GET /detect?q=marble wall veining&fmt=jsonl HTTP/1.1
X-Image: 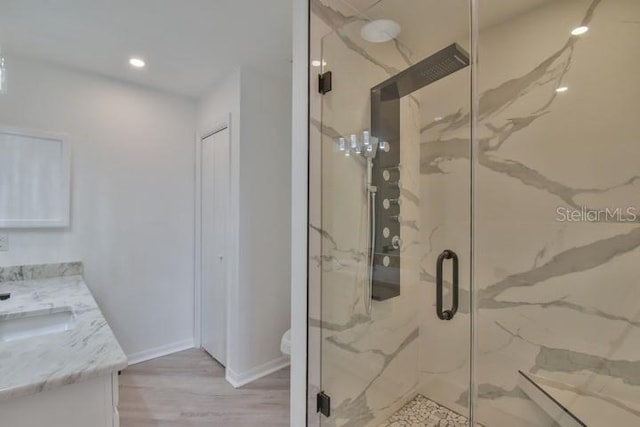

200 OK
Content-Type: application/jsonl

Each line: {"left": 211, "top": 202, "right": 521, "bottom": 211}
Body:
{"left": 310, "top": 0, "right": 640, "bottom": 426}
{"left": 0, "top": 262, "right": 83, "bottom": 283}
{"left": 470, "top": 0, "right": 640, "bottom": 425}
{"left": 414, "top": 0, "right": 640, "bottom": 424}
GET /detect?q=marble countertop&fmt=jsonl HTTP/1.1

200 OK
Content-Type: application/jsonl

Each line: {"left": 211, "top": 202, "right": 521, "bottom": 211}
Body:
{"left": 0, "top": 264, "right": 127, "bottom": 401}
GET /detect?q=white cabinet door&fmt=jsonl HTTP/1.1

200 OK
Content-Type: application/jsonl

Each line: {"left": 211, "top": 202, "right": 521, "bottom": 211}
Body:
{"left": 0, "top": 375, "right": 116, "bottom": 427}
{"left": 201, "top": 128, "right": 229, "bottom": 366}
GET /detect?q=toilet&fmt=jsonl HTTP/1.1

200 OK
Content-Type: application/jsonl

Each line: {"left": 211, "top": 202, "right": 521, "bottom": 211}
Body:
{"left": 280, "top": 329, "right": 291, "bottom": 356}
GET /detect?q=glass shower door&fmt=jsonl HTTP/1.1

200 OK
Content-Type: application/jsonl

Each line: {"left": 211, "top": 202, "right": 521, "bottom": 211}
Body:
{"left": 317, "top": 1, "right": 473, "bottom": 425}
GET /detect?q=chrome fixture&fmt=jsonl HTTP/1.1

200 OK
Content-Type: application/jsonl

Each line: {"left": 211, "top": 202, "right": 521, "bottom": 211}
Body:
{"left": 391, "top": 236, "right": 401, "bottom": 250}
{"left": 0, "top": 52, "right": 7, "bottom": 94}
{"left": 383, "top": 198, "right": 400, "bottom": 210}
{"left": 335, "top": 130, "right": 388, "bottom": 314}
{"left": 336, "top": 130, "right": 386, "bottom": 160}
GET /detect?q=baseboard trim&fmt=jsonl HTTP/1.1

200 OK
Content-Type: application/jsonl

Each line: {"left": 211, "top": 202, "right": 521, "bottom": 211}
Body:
{"left": 127, "top": 338, "right": 195, "bottom": 366}
{"left": 226, "top": 355, "right": 290, "bottom": 388}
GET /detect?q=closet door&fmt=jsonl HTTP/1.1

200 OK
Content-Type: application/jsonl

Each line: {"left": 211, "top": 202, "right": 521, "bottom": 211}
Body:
{"left": 201, "top": 128, "right": 229, "bottom": 366}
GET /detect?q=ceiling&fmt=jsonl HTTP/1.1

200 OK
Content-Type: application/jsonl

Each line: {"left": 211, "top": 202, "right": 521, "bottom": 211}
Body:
{"left": 337, "top": 0, "right": 554, "bottom": 24}
{"left": 360, "top": 0, "right": 555, "bottom": 53}
{"left": 0, "top": 0, "right": 293, "bottom": 98}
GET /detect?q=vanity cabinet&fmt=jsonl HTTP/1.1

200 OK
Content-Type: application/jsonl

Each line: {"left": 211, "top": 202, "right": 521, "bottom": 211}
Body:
{"left": 0, "top": 372, "right": 120, "bottom": 427}
{"left": 0, "top": 267, "right": 127, "bottom": 427}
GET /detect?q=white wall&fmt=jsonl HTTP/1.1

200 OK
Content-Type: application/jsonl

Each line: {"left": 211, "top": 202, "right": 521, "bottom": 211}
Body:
{"left": 197, "top": 67, "right": 292, "bottom": 385}
{"left": 197, "top": 70, "right": 241, "bottom": 134}
{"left": 0, "top": 55, "right": 197, "bottom": 360}
{"left": 238, "top": 67, "right": 292, "bottom": 376}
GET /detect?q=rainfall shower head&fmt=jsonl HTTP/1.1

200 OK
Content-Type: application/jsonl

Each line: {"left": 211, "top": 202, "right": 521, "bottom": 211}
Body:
{"left": 373, "top": 43, "right": 470, "bottom": 101}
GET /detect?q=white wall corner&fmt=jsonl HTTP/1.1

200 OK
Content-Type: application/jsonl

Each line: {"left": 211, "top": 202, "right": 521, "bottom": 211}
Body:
{"left": 126, "top": 338, "right": 195, "bottom": 366}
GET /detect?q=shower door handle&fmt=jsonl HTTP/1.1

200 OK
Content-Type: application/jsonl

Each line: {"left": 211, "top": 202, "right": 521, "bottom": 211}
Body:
{"left": 436, "top": 249, "right": 459, "bottom": 321}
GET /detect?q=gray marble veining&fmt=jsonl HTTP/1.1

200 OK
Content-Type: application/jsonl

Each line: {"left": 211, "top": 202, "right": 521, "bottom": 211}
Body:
{"left": 0, "top": 262, "right": 83, "bottom": 283}
{"left": 0, "top": 269, "right": 127, "bottom": 401}
{"left": 419, "top": 0, "right": 639, "bottom": 220}
{"left": 480, "top": 227, "right": 640, "bottom": 308}
{"left": 329, "top": 328, "right": 420, "bottom": 426}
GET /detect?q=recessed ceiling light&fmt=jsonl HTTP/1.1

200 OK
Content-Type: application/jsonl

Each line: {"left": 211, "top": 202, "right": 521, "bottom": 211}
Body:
{"left": 361, "top": 19, "right": 401, "bottom": 43}
{"left": 311, "top": 60, "right": 327, "bottom": 67}
{"left": 571, "top": 26, "right": 589, "bottom": 36}
{"left": 129, "top": 57, "right": 146, "bottom": 68}
{"left": 556, "top": 86, "right": 569, "bottom": 93}
{"left": 434, "top": 116, "right": 443, "bottom": 122}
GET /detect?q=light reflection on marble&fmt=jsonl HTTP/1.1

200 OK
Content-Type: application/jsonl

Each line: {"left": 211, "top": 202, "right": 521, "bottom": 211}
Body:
{"left": 0, "top": 264, "right": 127, "bottom": 401}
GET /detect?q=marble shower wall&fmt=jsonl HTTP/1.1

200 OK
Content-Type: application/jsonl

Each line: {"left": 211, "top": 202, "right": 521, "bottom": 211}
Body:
{"left": 475, "top": 1, "right": 640, "bottom": 425}
{"left": 418, "top": 0, "right": 640, "bottom": 425}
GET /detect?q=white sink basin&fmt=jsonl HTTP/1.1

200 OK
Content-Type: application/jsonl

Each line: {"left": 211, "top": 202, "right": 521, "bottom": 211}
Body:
{"left": 0, "top": 308, "right": 76, "bottom": 342}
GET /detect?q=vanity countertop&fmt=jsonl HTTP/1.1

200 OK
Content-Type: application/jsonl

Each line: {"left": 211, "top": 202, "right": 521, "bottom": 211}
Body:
{"left": 0, "top": 264, "right": 127, "bottom": 401}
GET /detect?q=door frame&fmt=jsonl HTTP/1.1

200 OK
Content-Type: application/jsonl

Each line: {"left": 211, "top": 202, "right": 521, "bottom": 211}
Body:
{"left": 194, "top": 116, "right": 234, "bottom": 369}
{"left": 291, "top": 0, "right": 309, "bottom": 424}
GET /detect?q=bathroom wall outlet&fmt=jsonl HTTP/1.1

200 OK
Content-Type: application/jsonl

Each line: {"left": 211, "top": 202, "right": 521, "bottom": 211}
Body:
{"left": 0, "top": 233, "right": 8, "bottom": 251}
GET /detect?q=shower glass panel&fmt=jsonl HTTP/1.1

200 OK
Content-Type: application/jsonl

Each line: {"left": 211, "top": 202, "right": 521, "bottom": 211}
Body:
{"left": 474, "top": 0, "right": 640, "bottom": 426}
{"left": 316, "top": 0, "right": 640, "bottom": 425}
{"left": 318, "top": 0, "right": 473, "bottom": 425}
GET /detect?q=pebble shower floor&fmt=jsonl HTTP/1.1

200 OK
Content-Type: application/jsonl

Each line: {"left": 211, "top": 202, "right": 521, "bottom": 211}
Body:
{"left": 381, "top": 395, "right": 473, "bottom": 427}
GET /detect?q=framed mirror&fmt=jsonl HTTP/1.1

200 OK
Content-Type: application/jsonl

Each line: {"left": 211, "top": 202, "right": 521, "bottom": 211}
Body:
{"left": 0, "top": 127, "right": 71, "bottom": 228}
